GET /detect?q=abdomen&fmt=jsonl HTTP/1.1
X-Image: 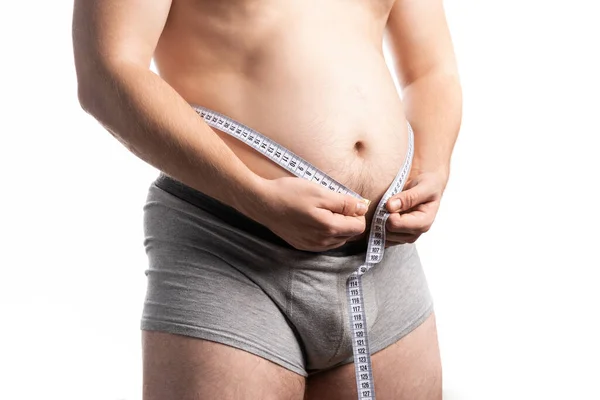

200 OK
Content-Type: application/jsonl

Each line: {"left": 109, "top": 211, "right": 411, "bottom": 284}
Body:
{"left": 154, "top": 0, "right": 409, "bottom": 202}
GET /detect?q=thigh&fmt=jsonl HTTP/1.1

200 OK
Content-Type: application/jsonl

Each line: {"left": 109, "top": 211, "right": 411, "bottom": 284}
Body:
{"left": 143, "top": 331, "right": 305, "bottom": 400}
{"left": 304, "top": 313, "right": 442, "bottom": 400}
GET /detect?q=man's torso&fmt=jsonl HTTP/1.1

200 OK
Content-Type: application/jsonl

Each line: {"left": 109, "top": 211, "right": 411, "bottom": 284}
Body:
{"left": 154, "top": 0, "right": 409, "bottom": 213}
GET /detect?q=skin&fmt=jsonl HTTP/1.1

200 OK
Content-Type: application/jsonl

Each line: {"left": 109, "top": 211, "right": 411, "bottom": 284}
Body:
{"left": 73, "top": 0, "right": 461, "bottom": 398}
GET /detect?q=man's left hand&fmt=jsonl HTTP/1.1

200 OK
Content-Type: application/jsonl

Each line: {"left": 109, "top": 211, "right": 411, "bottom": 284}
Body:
{"left": 384, "top": 170, "right": 447, "bottom": 246}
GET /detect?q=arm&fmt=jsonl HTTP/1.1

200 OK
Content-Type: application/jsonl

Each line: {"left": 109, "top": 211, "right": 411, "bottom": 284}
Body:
{"left": 385, "top": 0, "right": 462, "bottom": 183}
{"left": 384, "top": 0, "right": 462, "bottom": 244}
{"left": 72, "top": 0, "right": 263, "bottom": 216}
{"left": 72, "top": 0, "right": 369, "bottom": 251}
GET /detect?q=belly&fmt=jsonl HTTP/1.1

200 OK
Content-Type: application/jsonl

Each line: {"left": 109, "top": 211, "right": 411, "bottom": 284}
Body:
{"left": 154, "top": 1, "right": 409, "bottom": 204}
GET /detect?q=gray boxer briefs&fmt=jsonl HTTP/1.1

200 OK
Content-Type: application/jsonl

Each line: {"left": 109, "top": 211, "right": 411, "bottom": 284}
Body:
{"left": 141, "top": 173, "right": 433, "bottom": 377}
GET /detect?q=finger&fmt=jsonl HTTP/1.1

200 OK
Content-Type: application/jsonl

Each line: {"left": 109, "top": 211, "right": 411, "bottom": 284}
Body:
{"left": 386, "top": 181, "right": 436, "bottom": 213}
{"left": 327, "top": 213, "right": 367, "bottom": 237}
{"left": 385, "top": 232, "right": 420, "bottom": 245}
{"left": 386, "top": 210, "right": 433, "bottom": 234}
{"left": 313, "top": 238, "right": 349, "bottom": 252}
{"left": 320, "top": 191, "right": 370, "bottom": 217}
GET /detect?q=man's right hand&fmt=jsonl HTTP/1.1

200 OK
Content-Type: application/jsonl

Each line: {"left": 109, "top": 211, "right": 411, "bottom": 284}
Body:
{"left": 246, "top": 176, "right": 368, "bottom": 252}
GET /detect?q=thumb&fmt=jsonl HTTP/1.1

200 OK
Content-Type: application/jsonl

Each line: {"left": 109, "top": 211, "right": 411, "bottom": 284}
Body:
{"left": 386, "top": 182, "right": 432, "bottom": 213}
{"left": 325, "top": 193, "right": 370, "bottom": 216}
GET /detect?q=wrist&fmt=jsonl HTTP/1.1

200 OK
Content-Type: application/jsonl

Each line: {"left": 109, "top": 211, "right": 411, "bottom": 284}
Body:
{"left": 411, "top": 161, "right": 450, "bottom": 181}
{"left": 230, "top": 174, "right": 272, "bottom": 222}
{"left": 410, "top": 162, "right": 451, "bottom": 194}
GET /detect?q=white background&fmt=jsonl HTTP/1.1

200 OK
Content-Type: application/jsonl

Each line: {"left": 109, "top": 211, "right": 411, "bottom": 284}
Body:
{"left": 1, "top": 1, "right": 599, "bottom": 399}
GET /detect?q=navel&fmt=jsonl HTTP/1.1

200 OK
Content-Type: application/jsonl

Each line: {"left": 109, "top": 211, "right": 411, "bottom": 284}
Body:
{"left": 354, "top": 140, "right": 366, "bottom": 155}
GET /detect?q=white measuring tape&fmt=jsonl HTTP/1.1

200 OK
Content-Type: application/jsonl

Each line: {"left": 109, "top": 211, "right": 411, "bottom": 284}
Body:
{"left": 193, "top": 105, "right": 413, "bottom": 400}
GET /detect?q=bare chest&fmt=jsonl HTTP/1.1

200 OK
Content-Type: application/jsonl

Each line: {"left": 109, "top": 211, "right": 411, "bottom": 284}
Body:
{"left": 169, "top": 0, "right": 396, "bottom": 25}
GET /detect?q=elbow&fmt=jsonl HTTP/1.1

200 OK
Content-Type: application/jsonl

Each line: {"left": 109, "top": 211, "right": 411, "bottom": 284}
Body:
{"left": 75, "top": 58, "right": 138, "bottom": 116}
{"left": 74, "top": 57, "right": 96, "bottom": 113}
{"left": 77, "top": 81, "right": 93, "bottom": 114}
{"left": 74, "top": 55, "right": 116, "bottom": 116}
{"left": 75, "top": 66, "right": 97, "bottom": 116}
{"left": 76, "top": 68, "right": 106, "bottom": 117}
{"left": 401, "top": 66, "right": 460, "bottom": 91}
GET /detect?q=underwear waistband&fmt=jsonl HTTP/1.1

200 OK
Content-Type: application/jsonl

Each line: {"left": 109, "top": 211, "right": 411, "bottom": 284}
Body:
{"left": 153, "top": 173, "right": 368, "bottom": 257}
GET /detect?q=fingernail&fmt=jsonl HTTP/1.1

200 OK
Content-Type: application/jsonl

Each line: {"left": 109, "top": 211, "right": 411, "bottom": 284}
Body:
{"left": 362, "top": 198, "right": 371, "bottom": 206}
{"left": 357, "top": 202, "right": 368, "bottom": 214}
{"left": 389, "top": 199, "right": 401, "bottom": 210}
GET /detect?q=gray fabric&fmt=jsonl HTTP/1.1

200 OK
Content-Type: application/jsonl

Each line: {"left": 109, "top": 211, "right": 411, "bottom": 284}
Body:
{"left": 141, "top": 183, "right": 433, "bottom": 376}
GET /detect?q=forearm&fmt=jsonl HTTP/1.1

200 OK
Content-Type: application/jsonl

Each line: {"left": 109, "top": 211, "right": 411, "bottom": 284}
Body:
{"left": 402, "top": 70, "right": 462, "bottom": 183}
{"left": 77, "top": 62, "right": 264, "bottom": 216}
